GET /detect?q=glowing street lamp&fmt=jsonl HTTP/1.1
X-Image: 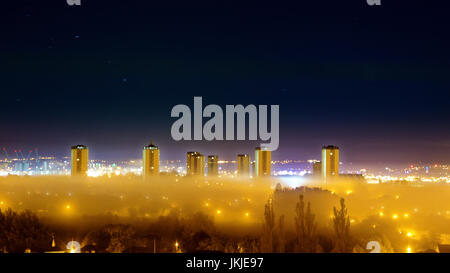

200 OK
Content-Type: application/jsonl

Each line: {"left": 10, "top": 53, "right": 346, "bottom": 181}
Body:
{"left": 406, "top": 246, "right": 412, "bottom": 253}
{"left": 66, "top": 241, "right": 81, "bottom": 253}
{"left": 174, "top": 241, "right": 181, "bottom": 253}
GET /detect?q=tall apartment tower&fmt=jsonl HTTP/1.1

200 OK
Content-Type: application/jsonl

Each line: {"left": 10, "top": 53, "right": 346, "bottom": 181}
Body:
{"left": 254, "top": 147, "right": 271, "bottom": 177}
{"left": 71, "top": 145, "right": 88, "bottom": 176}
{"left": 237, "top": 154, "right": 250, "bottom": 177}
{"left": 143, "top": 141, "right": 160, "bottom": 177}
{"left": 322, "top": 145, "right": 339, "bottom": 181}
{"left": 207, "top": 155, "right": 219, "bottom": 176}
{"left": 187, "top": 152, "right": 205, "bottom": 176}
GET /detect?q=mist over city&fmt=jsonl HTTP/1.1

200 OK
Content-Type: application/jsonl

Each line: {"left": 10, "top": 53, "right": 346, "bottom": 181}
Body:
{"left": 0, "top": 142, "right": 449, "bottom": 253}
{"left": 1, "top": 0, "right": 449, "bottom": 261}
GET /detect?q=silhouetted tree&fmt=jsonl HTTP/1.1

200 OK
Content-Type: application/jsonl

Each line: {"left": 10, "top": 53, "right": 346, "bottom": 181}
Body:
{"left": 184, "top": 230, "right": 220, "bottom": 252}
{"left": 178, "top": 212, "right": 219, "bottom": 252}
{"left": 277, "top": 215, "right": 286, "bottom": 252}
{"left": 241, "top": 236, "right": 260, "bottom": 253}
{"left": 82, "top": 229, "right": 110, "bottom": 251}
{"left": 103, "top": 224, "right": 136, "bottom": 253}
{"left": 0, "top": 209, "right": 50, "bottom": 253}
{"left": 261, "top": 198, "right": 275, "bottom": 252}
{"left": 318, "top": 234, "right": 334, "bottom": 253}
{"left": 294, "top": 195, "right": 318, "bottom": 252}
{"left": 332, "top": 198, "right": 352, "bottom": 252}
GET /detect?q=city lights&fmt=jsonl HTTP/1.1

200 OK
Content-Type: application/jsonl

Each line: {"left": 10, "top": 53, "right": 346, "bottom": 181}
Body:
{"left": 0, "top": 114, "right": 448, "bottom": 256}
{"left": 2, "top": 0, "right": 450, "bottom": 260}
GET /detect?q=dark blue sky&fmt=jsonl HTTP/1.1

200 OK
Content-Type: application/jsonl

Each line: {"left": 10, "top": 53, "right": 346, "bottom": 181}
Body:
{"left": 1, "top": 0, "right": 449, "bottom": 163}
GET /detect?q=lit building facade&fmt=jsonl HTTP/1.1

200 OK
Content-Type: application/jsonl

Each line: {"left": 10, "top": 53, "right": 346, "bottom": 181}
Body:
{"left": 71, "top": 145, "right": 88, "bottom": 176}
{"left": 187, "top": 152, "right": 205, "bottom": 176}
{"left": 322, "top": 145, "right": 339, "bottom": 180}
{"left": 207, "top": 155, "right": 219, "bottom": 176}
{"left": 143, "top": 142, "right": 160, "bottom": 177}
{"left": 313, "top": 161, "right": 322, "bottom": 176}
{"left": 237, "top": 154, "right": 250, "bottom": 177}
{"left": 254, "top": 147, "right": 271, "bottom": 177}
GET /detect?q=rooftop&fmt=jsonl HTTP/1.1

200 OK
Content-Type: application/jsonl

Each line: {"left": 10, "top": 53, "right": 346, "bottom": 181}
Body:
{"left": 322, "top": 145, "right": 339, "bottom": 150}
{"left": 71, "top": 145, "right": 88, "bottom": 150}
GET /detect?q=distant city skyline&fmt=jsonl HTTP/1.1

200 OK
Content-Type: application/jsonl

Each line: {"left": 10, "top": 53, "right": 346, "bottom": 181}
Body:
{"left": 1, "top": 142, "right": 449, "bottom": 165}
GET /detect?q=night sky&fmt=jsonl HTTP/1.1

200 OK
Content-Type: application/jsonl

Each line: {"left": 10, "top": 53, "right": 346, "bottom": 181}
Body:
{"left": 1, "top": 0, "right": 449, "bottom": 164}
